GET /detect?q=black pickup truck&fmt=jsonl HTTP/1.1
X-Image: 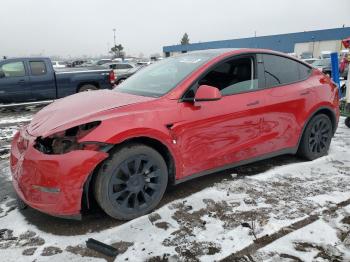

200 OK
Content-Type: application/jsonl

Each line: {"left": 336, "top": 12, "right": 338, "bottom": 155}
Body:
{"left": 0, "top": 57, "right": 115, "bottom": 104}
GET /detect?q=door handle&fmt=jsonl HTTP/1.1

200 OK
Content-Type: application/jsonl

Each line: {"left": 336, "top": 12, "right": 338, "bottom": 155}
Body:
{"left": 300, "top": 90, "right": 310, "bottom": 96}
{"left": 17, "top": 80, "right": 25, "bottom": 85}
{"left": 246, "top": 100, "right": 260, "bottom": 106}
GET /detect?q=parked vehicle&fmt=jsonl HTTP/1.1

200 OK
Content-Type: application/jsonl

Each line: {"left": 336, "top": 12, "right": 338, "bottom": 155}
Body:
{"left": 300, "top": 51, "right": 313, "bottom": 59}
{"left": 11, "top": 49, "right": 339, "bottom": 220}
{"left": 302, "top": 58, "right": 318, "bottom": 64}
{"left": 0, "top": 57, "right": 115, "bottom": 103}
{"left": 320, "top": 51, "right": 332, "bottom": 59}
{"left": 312, "top": 58, "right": 348, "bottom": 79}
{"left": 79, "top": 60, "right": 97, "bottom": 67}
{"left": 66, "top": 60, "right": 87, "bottom": 68}
{"left": 102, "top": 62, "right": 137, "bottom": 75}
{"left": 95, "top": 59, "right": 113, "bottom": 66}
{"left": 136, "top": 60, "right": 151, "bottom": 66}
{"left": 51, "top": 61, "right": 67, "bottom": 68}
{"left": 115, "top": 65, "right": 145, "bottom": 85}
{"left": 312, "top": 58, "right": 331, "bottom": 75}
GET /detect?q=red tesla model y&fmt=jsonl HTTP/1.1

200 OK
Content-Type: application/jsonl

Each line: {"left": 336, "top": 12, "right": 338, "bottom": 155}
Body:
{"left": 11, "top": 49, "right": 339, "bottom": 220}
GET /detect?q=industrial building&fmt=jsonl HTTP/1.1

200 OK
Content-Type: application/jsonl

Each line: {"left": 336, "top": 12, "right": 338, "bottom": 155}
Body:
{"left": 163, "top": 27, "right": 350, "bottom": 58}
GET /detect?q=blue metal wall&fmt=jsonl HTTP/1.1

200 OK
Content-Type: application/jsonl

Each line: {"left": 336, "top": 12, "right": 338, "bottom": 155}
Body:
{"left": 163, "top": 27, "right": 350, "bottom": 53}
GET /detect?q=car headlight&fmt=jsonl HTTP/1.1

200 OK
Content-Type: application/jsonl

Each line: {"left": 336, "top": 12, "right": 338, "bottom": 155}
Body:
{"left": 34, "top": 121, "right": 112, "bottom": 154}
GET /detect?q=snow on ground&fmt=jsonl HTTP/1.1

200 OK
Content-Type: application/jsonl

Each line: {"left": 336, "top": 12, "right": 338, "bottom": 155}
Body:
{"left": 253, "top": 205, "right": 350, "bottom": 261}
{"left": 0, "top": 117, "right": 349, "bottom": 261}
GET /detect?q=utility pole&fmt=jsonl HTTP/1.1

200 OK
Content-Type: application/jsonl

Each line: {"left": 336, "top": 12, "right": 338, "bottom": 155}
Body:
{"left": 113, "top": 28, "right": 116, "bottom": 47}
{"left": 112, "top": 28, "right": 119, "bottom": 57}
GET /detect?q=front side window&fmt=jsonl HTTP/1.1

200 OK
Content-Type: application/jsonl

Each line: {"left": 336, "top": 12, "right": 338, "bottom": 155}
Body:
{"left": 197, "top": 56, "right": 258, "bottom": 96}
{"left": 116, "top": 53, "right": 215, "bottom": 97}
{"left": 0, "top": 62, "right": 26, "bottom": 77}
{"left": 30, "top": 61, "right": 47, "bottom": 75}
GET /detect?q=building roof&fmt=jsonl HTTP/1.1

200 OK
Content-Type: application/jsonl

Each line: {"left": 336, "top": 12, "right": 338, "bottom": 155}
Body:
{"left": 163, "top": 27, "right": 350, "bottom": 53}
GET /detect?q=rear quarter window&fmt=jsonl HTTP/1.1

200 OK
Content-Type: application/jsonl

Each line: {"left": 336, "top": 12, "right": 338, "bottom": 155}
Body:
{"left": 298, "top": 63, "right": 312, "bottom": 80}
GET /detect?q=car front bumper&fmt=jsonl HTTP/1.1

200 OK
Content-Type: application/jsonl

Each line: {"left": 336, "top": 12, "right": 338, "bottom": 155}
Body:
{"left": 10, "top": 127, "right": 108, "bottom": 218}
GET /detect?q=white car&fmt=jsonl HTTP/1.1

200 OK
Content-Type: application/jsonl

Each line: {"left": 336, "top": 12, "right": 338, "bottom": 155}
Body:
{"left": 103, "top": 62, "right": 137, "bottom": 74}
{"left": 51, "top": 61, "right": 67, "bottom": 68}
{"left": 302, "top": 58, "right": 318, "bottom": 64}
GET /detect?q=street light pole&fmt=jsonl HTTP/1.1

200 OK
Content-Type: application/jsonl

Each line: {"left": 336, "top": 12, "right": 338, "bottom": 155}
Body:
{"left": 113, "top": 28, "right": 116, "bottom": 47}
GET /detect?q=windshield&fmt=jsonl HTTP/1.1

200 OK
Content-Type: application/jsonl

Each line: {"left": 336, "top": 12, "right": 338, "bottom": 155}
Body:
{"left": 312, "top": 59, "right": 330, "bottom": 67}
{"left": 116, "top": 53, "right": 215, "bottom": 97}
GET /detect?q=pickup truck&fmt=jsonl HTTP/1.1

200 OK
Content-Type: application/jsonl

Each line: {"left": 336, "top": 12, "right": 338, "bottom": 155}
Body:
{"left": 0, "top": 57, "right": 115, "bottom": 104}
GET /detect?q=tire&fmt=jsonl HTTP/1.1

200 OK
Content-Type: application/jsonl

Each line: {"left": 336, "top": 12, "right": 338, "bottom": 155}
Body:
{"left": 78, "top": 84, "right": 98, "bottom": 92}
{"left": 345, "top": 117, "right": 350, "bottom": 128}
{"left": 94, "top": 144, "right": 168, "bottom": 220}
{"left": 297, "top": 114, "right": 333, "bottom": 160}
{"left": 16, "top": 196, "right": 28, "bottom": 210}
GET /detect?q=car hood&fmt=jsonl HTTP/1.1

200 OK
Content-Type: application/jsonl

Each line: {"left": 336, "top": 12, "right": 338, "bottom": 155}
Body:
{"left": 27, "top": 90, "right": 155, "bottom": 137}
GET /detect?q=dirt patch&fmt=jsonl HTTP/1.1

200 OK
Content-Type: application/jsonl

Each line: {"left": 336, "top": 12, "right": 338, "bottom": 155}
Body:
{"left": 155, "top": 222, "right": 171, "bottom": 230}
{"left": 22, "top": 247, "right": 37, "bottom": 256}
{"left": 0, "top": 229, "right": 45, "bottom": 250}
{"left": 293, "top": 241, "right": 343, "bottom": 261}
{"left": 67, "top": 241, "right": 133, "bottom": 262}
{"left": 146, "top": 253, "right": 173, "bottom": 262}
{"left": 148, "top": 213, "right": 161, "bottom": 223}
{"left": 41, "top": 246, "right": 63, "bottom": 256}
{"left": 175, "top": 241, "right": 221, "bottom": 262}
{"left": 111, "top": 241, "right": 134, "bottom": 254}
{"left": 341, "top": 216, "right": 350, "bottom": 225}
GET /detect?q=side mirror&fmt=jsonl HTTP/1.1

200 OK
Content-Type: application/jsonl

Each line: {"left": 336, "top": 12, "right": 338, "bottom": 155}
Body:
{"left": 194, "top": 85, "right": 221, "bottom": 102}
{"left": 0, "top": 71, "right": 5, "bottom": 78}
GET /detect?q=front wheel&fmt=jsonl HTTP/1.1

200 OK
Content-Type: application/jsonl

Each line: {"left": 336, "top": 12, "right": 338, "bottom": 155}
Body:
{"left": 94, "top": 144, "right": 168, "bottom": 220}
{"left": 297, "top": 114, "right": 333, "bottom": 160}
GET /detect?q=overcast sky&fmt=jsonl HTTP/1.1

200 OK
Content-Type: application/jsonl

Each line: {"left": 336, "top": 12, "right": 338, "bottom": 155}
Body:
{"left": 1, "top": 0, "right": 350, "bottom": 58}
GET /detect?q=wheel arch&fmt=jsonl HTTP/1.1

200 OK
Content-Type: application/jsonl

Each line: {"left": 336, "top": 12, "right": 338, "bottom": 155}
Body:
{"left": 297, "top": 105, "right": 337, "bottom": 149}
{"left": 76, "top": 81, "right": 100, "bottom": 92}
{"left": 81, "top": 136, "right": 177, "bottom": 212}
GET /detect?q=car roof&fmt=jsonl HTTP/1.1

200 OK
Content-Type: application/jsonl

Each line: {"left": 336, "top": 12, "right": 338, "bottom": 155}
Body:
{"left": 172, "top": 48, "right": 297, "bottom": 61}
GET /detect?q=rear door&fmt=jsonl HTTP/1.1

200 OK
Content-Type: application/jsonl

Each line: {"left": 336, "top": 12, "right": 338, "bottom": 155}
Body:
{"left": 172, "top": 54, "right": 268, "bottom": 178}
{"left": 0, "top": 60, "right": 30, "bottom": 103}
{"left": 258, "top": 53, "right": 314, "bottom": 154}
{"left": 27, "top": 60, "right": 56, "bottom": 101}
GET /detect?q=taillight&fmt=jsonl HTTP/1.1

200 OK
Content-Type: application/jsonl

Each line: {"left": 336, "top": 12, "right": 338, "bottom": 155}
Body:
{"left": 109, "top": 70, "right": 115, "bottom": 85}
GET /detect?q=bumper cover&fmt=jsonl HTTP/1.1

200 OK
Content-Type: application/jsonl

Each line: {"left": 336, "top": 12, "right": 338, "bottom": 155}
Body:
{"left": 10, "top": 128, "right": 108, "bottom": 218}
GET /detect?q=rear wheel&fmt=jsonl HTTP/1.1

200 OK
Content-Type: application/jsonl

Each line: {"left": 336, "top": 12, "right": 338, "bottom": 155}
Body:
{"left": 297, "top": 114, "right": 333, "bottom": 160}
{"left": 94, "top": 144, "right": 168, "bottom": 220}
{"left": 78, "top": 84, "right": 98, "bottom": 92}
{"left": 345, "top": 117, "right": 350, "bottom": 128}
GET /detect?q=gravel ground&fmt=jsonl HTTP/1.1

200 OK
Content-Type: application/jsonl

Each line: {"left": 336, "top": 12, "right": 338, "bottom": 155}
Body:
{"left": 0, "top": 106, "right": 350, "bottom": 262}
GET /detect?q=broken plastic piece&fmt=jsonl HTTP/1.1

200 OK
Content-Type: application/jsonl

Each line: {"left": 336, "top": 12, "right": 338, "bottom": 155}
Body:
{"left": 86, "top": 238, "right": 118, "bottom": 257}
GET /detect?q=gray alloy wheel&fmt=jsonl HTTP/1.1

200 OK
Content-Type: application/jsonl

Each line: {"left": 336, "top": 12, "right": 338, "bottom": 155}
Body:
{"left": 297, "top": 114, "right": 333, "bottom": 160}
{"left": 94, "top": 144, "right": 168, "bottom": 220}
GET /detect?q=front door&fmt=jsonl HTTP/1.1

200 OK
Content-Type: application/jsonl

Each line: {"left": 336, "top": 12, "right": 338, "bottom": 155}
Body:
{"left": 171, "top": 54, "right": 267, "bottom": 179}
{"left": 0, "top": 60, "right": 30, "bottom": 103}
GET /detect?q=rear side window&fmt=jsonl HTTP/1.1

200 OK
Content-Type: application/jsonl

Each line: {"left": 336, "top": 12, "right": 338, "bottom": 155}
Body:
{"left": 0, "top": 62, "right": 26, "bottom": 77}
{"left": 29, "top": 61, "right": 47, "bottom": 75}
{"left": 263, "top": 54, "right": 300, "bottom": 87}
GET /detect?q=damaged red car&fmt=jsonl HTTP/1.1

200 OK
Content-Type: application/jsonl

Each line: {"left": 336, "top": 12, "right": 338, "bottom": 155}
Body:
{"left": 11, "top": 49, "right": 340, "bottom": 220}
